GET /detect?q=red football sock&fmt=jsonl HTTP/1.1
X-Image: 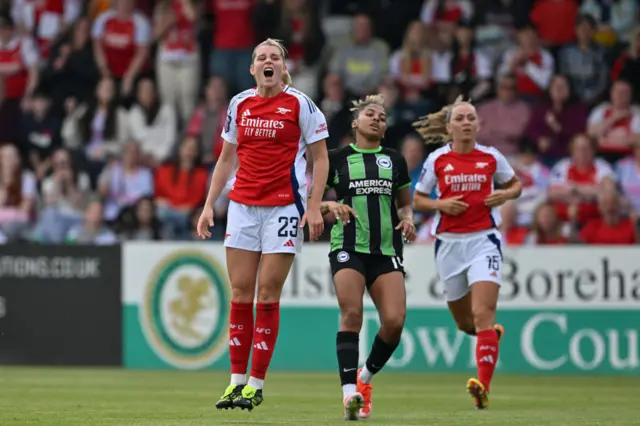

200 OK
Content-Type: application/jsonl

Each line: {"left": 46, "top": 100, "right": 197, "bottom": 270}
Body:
{"left": 249, "top": 303, "right": 280, "bottom": 380}
{"left": 229, "top": 302, "right": 254, "bottom": 375}
{"left": 476, "top": 329, "right": 499, "bottom": 392}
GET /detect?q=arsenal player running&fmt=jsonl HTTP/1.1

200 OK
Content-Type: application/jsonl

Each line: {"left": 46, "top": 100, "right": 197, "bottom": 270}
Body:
{"left": 412, "top": 96, "right": 522, "bottom": 410}
{"left": 196, "top": 38, "right": 329, "bottom": 411}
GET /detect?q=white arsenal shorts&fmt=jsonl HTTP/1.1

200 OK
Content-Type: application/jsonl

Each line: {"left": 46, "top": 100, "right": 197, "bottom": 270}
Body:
{"left": 433, "top": 230, "right": 503, "bottom": 302}
{"left": 224, "top": 201, "right": 304, "bottom": 254}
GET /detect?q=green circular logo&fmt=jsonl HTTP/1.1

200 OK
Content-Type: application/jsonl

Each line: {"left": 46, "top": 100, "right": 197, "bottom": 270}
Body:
{"left": 140, "top": 250, "right": 230, "bottom": 369}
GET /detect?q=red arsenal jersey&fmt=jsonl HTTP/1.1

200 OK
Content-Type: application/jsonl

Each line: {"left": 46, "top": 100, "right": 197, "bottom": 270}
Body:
{"left": 415, "top": 143, "right": 515, "bottom": 236}
{"left": 221, "top": 86, "right": 328, "bottom": 207}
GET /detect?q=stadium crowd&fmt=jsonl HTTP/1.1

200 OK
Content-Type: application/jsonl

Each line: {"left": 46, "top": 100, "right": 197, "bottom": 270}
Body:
{"left": 0, "top": 0, "right": 637, "bottom": 245}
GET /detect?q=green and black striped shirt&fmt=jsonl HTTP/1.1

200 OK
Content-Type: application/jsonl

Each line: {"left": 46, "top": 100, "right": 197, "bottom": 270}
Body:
{"left": 325, "top": 144, "right": 412, "bottom": 257}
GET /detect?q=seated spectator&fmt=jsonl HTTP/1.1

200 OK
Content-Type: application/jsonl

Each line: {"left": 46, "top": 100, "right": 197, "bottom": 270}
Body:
{"left": 20, "top": 91, "right": 61, "bottom": 180}
{"left": 41, "top": 17, "right": 100, "bottom": 109}
{"left": 390, "top": 21, "right": 432, "bottom": 99}
{"left": 328, "top": 13, "right": 389, "bottom": 97}
{"left": 98, "top": 141, "right": 153, "bottom": 223}
{"left": 525, "top": 201, "right": 567, "bottom": 245}
{"left": 154, "top": 136, "right": 208, "bottom": 239}
{"left": 447, "top": 21, "right": 492, "bottom": 102}
{"left": 61, "top": 77, "right": 128, "bottom": 183}
{"left": 498, "top": 26, "right": 554, "bottom": 101}
{"left": 377, "top": 79, "right": 431, "bottom": 147}
{"left": 11, "top": 0, "right": 81, "bottom": 61}
{"left": 571, "top": 190, "right": 637, "bottom": 244}
{"left": 500, "top": 199, "right": 529, "bottom": 245}
{"left": 320, "top": 73, "right": 351, "bottom": 150}
{"left": 118, "top": 196, "right": 167, "bottom": 241}
{"left": 476, "top": 73, "right": 531, "bottom": 156}
{"left": 524, "top": 74, "right": 589, "bottom": 165}
{"left": 548, "top": 133, "right": 616, "bottom": 224}
{"left": 123, "top": 77, "right": 177, "bottom": 166}
{"left": 66, "top": 197, "right": 117, "bottom": 244}
{"left": 616, "top": 140, "right": 640, "bottom": 213}
{"left": 399, "top": 134, "right": 425, "bottom": 196}
{"left": 472, "top": 0, "right": 530, "bottom": 66}
{"left": 32, "top": 148, "right": 91, "bottom": 243}
{"left": 92, "top": 0, "right": 151, "bottom": 98}
{"left": 558, "top": 14, "right": 608, "bottom": 106}
{"left": 0, "top": 144, "right": 35, "bottom": 240}
{"left": 611, "top": 28, "right": 640, "bottom": 102}
{"left": 503, "top": 137, "right": 549, "bottom": 227}
{"left": 587, "top": 80, "right": 640, "bottom": 163}
{"left": 186, "top": 76, "right": 228, "bottom": 165}
{"left": 580, "top": 0, "right": 637, "bottom": 45}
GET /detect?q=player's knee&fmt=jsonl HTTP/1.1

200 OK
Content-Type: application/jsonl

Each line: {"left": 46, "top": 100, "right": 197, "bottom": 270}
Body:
{"left": 472, "top": 305, "right": 496, "bottom": 330}
{"left": 231, "top": 281, "right": 256, "bottom": 303}
{"left": 339, "top": 308, "right": 363, "bottom": 332}
{"left": 380, "top": 310, "right": 405, "bottom": 341}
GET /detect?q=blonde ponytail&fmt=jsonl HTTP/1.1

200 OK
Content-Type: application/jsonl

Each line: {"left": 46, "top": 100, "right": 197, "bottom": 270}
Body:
{"left": 412, "top": 95, "right": 473, "bottom": 145}
{"left": 282, "top": 70, "right": 293, "bottom": 86}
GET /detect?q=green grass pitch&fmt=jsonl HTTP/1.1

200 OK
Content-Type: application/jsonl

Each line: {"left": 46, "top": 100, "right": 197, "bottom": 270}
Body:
{"left": 0, "top": 367, "right": 637, "bottom": 425}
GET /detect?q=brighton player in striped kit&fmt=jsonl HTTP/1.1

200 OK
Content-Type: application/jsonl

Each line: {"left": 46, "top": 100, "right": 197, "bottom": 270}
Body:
{"left": 320, "top": 95, "right": 415, "bottom": 420}
{"left": 412, "top": 96, "right": 522, "bottom": 409}
{"left": 197, "top": 38, "right": 329, "bottom": 411}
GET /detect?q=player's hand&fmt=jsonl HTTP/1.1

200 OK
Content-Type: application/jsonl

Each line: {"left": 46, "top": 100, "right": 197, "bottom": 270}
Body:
{"left": 325, "top": 201, "right": 357, "bottom": 224}
{"left": 438, "top": 195, "right": 469, "bottom": 215}
{"left": 301, "top": 207, "right": 324, "bottom": 241}
{"left": 196, "top": 205, "right": 214, "bottom": 239}
{"left": 484, "top": 190, "right": 510, "bottom": 207}
{"left": 395, "top": 219, "right": 416, "bottom": 243}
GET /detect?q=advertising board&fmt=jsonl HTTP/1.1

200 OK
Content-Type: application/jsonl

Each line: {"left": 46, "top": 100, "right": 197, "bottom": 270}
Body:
{"left": 122, "top": 243, "right": 640, "bottom": 374}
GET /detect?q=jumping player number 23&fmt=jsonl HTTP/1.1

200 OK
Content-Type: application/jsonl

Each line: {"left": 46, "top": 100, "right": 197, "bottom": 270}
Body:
{"left": 278, "top": 216, "right": 299, "bottom": 238}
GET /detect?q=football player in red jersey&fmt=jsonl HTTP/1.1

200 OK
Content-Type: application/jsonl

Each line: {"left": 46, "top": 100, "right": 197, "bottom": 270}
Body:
{"left": 196, "top": 38, "right": 329, "bottom": 411}
{"left": 412, "top": 96, "right": 522, "bottom": 410}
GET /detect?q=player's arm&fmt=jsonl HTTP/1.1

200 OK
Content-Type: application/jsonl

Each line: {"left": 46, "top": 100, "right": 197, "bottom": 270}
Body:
{"left": 485, "top": 149, "right": 522, "bottom": 206}
{"left": 394, "top": 154, "right": 414, "bottom": 223}
{"left": 204, "top": 99, "right": 239, "bottom": 207}
{"left": 204, "top": 141, "right": 236, "bottom": 207}
{"left": 412, "top": 155, "right": 443, "bottom": 212}
{"left": 307, "top": 140, "right": 329, "bottom": 213}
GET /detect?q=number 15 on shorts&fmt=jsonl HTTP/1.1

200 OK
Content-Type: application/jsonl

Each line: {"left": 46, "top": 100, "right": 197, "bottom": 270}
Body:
{"left": 486, "top": 255, "right": 500, "bottom": 272}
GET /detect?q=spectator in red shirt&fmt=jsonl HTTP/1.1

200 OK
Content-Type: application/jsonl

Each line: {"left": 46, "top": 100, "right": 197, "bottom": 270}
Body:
{"left": 575, "top": 190, "right": 638, "bottom": 244}
{"left": 525, "top": 201, "right": 567, "bottom": 245}
{"left": 92, "top": 0, "right": 151, "bottom": 98}
{"left": 154, "top": 135, "right": 209, "bottom": 239}
{"left": 548, "top": 133, "right": 616, "bottom": 224}
{"left": 209, "top": 0, "right": 256, "bottom": 94}
{"left": 529, "top": 0, "right": 578, "bottom": 49}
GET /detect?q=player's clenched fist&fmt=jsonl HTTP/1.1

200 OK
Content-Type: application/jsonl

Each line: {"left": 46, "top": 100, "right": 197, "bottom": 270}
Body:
{"left": 437, "top": 195, "right": 469, "bottom": 216}
{"left": 197, "top": 205, "right": 214, "bottom": 239}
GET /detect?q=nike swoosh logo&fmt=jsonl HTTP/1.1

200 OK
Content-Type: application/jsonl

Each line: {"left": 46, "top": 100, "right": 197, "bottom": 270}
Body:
{"left": 343, "top": 368, "right": 357, "bottom": 372}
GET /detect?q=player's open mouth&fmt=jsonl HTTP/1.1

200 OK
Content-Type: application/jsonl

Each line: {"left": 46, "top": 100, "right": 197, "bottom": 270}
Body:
{"left": 370, "top": 124, "right": 379, "bottom": 131}
{"left": 264, "top": 67, "right": 274, "bottom": 78}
